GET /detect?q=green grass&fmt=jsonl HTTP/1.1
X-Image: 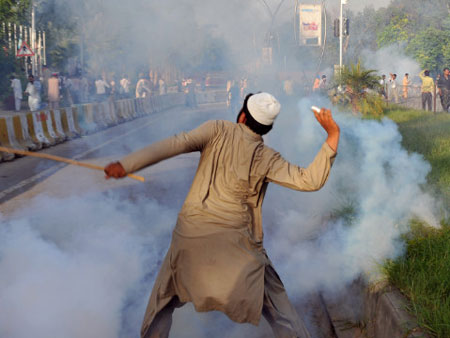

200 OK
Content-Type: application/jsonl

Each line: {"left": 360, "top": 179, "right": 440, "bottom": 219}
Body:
{"left": 373, "top": 107, "right": 450, "bottom": 337}
{"left": 383, "top": 220, "right": 450, "bottom": 338}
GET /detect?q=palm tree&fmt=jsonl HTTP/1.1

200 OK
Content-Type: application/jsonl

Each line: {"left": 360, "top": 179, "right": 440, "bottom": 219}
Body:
{"left": 337, "top": 60, "right": 381, "bottom": 113}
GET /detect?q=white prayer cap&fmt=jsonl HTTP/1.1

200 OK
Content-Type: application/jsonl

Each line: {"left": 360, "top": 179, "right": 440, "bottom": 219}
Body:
{"left": 247, "top": 92, "right": 281, "bottom": 126}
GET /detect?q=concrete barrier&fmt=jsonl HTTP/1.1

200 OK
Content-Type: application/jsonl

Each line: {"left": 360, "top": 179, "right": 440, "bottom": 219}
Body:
{"left": 136, "top": 98, "right": 145, "bottom": 115}
{"left": 60, "top": 107, "right": 80, "bottom": 139}
{"left": 107, "top": 100, "right": 119, "bottom": 124}
{"left": 26, "top": 112, "right": 54, "bottom": 147}
{"left": 115, "top": 100, "right": 129, "bottom": 121}
{"left": 91, "top": 103, "right": 109, "bottom": 130}
{"left": 49, "top": 109, "right": 67, "bottom": 142}
{"left": 127, "top": 99, "right": 137, "bottom": 119}
{"left": 40, "top": 110, "right": 64, "bottom": 144}
{"left": 74, "top": 104, "right": 97, "bottom": 134}
{"left": 1, "top": 92, "right": 200, "bottom": 165}
{"left": 12, "top": 114, "right": 39, "bottom": 150}
{"left": 0, "top": 117, "right": 18, "bottom": 160}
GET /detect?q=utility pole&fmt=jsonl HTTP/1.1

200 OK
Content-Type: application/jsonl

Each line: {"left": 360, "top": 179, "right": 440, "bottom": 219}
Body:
{"left": 31, "top": 0, "right": 36, "bottom": 76}
{"left": 339, "top": 0, "right": 347, "bottom": 75}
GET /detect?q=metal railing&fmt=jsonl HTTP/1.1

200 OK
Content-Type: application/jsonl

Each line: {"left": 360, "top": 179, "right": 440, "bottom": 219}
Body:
{"left": 385, "top": 84, "right": 447, "bottom": 112}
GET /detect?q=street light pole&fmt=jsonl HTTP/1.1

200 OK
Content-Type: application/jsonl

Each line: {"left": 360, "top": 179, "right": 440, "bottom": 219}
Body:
{"left": 31, "top": 0, "right": 36, "bottom": 76}
{"left": 339, "top": 0, "right": 347, "bottom": 76}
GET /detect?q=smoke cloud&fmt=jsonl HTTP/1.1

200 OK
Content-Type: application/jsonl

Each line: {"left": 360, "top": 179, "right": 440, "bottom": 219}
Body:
{"left": 263, "top": 96, "right": 439, "bottom": 297}
{"left": 361, "top": 44, "right": 421, "bottom": 80}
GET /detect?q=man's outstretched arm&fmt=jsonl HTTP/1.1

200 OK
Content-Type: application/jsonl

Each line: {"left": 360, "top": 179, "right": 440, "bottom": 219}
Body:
{"left": 104, "top": 120, "right": 217, "bottom": 179}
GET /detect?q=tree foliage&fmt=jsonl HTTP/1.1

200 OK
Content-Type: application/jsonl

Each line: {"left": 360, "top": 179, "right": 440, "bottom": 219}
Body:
{"left": 348, "top": 0, "right": 450, "bottom": 73}
{"left": 406, "top": 27, "right": 450, "bottom": 71}
{"left": 335, "top": 60, "right": 384, "bottom": 115}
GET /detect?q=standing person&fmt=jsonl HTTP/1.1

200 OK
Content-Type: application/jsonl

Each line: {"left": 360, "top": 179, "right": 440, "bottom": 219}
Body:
{"left": 438, "top": 67, "right": 450, "bottom": 112}
{"left": 120, "top": 74, "right": 131, "bottom": 98}
{"left": 95, "top": 75, "right": 110, "bottom": 102}
{"left": 10, "top": 75, "right": 22, "bottom": 111}
{"left": 379, "top": 75, "right": 387, "bottom": 99}
{"left": 136, "top": 73, "right": 152, "bottom": 98}
{"left": 24, "top": 75, "right": 41, "bottom": 112}
{"left": 313, "top": 75, "right": 321, "bottom": 92}
{"left": 319, "top": 75, "right": 327, "bottom": 94}
{"left": 419, "top": 70, "right": 434, "bottom": 111}
{"left": 389, "top": 73, "right": 399, "bottom": 103}
{"left": 48, "top": 73, "right": 60, "bottom": 110}
{"left": 158, "top": 78, "right": 166, "bottom": 95}
{"left": 105, "top": 92, "right": 340, "bottom": 338}
{"left": 402, "top": 73, "right": 410, "bottom": 100}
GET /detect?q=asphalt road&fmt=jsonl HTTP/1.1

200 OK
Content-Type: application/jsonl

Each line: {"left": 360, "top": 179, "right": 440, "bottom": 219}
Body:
{"left": 0, "top": 103, "right": 230, "bottom": 204}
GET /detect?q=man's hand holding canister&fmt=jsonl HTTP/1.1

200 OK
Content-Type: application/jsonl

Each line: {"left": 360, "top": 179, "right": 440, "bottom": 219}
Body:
{"left": 104, "top": 162, "right": 127, "bottom": 179}
{"left": 311, "top": 107, "right": 340, "bottom": 153}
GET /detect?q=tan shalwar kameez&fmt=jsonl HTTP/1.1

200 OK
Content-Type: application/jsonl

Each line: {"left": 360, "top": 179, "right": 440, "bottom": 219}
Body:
{"left": 120, "top": 120, "right": 336, "bottom": 338}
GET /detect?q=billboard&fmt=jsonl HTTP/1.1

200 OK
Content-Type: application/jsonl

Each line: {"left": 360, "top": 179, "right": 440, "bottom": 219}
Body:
{"left": 299, "top": 4, "right": 322, "bottom": 46}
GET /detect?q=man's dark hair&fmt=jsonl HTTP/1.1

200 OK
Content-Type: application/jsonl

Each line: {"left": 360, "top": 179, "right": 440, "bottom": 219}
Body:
{"left": 444, "top": 67, "right": 449, "bottom": 72}
{"left": 424, "top": 70, "right": 430, "bottom": 76}
{"left": 236, "top": 93, "right": 272, "bottom": 135}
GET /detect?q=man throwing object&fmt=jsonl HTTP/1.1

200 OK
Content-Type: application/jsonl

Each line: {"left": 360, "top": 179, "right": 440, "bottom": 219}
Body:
{"left": 105, "top": 92, "right": 340, "bottom": 338}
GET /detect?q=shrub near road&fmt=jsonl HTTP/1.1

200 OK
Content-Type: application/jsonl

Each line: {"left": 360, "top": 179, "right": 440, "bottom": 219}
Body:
{"left": 380, "top": 108, "right": 450, "bottom": 338}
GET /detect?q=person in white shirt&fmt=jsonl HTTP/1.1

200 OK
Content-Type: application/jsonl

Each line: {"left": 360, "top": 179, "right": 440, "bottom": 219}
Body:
{"left": 95, "top": 76, "right": 110, "bottom": 101}
{"left": 24, "top": 75, "right": 41, "bottom": 112}
{"left": 389, "top": 73, "right": 399, "bottom": 103}
{"left": 10, "top": 75, "right": 22, "bottom": 111}
{"left": 136, "top": 73, "right": 152, "bottom": 98}
{"left": 120, "top": 74, "right": 131, "bottom": 98}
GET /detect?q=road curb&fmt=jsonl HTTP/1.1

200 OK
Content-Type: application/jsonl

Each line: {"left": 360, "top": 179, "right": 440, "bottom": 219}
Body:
{"left": 323, "top": 279, "right": 430, "bottom": 338}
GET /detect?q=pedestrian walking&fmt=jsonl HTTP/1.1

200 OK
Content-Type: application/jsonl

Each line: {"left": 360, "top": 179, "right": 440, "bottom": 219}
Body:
{"left": 10, "top": 74, "right": 22, "bottom": 111}
{"left": 48, "top": 73, "right": 60, "bottom": 110}
{"left": 438, "top": 67, "right": 450, "bottom": 112}
{"left": 419, "top": 70, "right": 434, "bottom": 111}
{"left": 105, "top": 92, "right": 340, "bottom": 338}
{"left": 24, "top": 75, "right": 41, "bottom": 112}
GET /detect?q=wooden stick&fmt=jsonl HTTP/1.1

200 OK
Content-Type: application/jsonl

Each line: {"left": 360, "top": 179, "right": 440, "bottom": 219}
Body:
{"left": 0, "top": 146, "right": 145, "bottom": 183}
